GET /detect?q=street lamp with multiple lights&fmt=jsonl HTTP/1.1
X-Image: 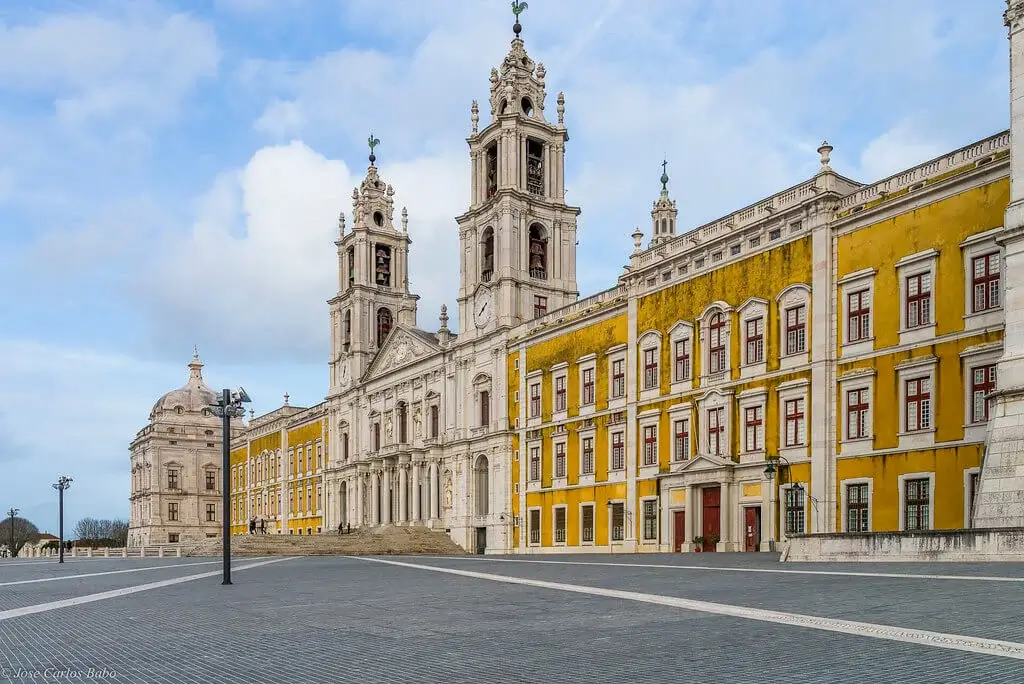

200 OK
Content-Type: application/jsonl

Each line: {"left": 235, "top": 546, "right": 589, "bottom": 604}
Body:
{"left": 52, "top": 475, "right": 73, "bottom": 563}
{"left": 6, "top": 507, "right": 17, "bottom": 559}
{"left": 763, "top": 456, "right": 804, "bottom": 553}
{"left": 208, "top": 387, "right": 251, "bottom": 586}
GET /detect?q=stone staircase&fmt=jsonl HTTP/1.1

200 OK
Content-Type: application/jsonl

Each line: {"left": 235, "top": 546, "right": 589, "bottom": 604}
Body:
{"left": 182, "top": 526, "right": 466, "bottom": 557}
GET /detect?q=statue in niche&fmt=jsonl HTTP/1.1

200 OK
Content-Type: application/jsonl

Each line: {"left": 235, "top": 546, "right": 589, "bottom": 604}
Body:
{"left": 413, "top": 408, "right": 423, "bottom": 436}
{"left": 443, "top": 474, "right": 453, "bottom": 510}
{"left": 385, "top": 417, "right": 394, "bottom": 444}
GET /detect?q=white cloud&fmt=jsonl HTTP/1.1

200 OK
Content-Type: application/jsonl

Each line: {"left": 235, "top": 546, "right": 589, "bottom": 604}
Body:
{"left": 857, "top": 119, "right": 948, "bottom": 183}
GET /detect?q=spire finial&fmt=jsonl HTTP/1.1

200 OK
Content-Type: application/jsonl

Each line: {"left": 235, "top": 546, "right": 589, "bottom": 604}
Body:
{"left": 367, "top": 133, "right": 380, "bottom": 165}
{"left": 401, "top": 206, "right": 408, "bottom": 233}
{"left": 193, "top": 344, "right": 199, "bottom": 359}
{"left": 512, "top": 0, "right": 527, "bottom": 36}
{"left": 249, "top": 408, "right": 255, "bottom": 422}
{"left": 632, "top": 227, "right": 644, "bottom": 253}
{"left": 818, "top": 140, "right": 833, "bottom": 170}
{"left": 660, "top": 159, "right": 669, "bottom": 191}
{"left": 439, "top": 303, "right": 449, "bottom": 331}
{"left": 283, "top": 392, "right": 290, "bottom": 406}
{"left": 338, "top": 211, "right": 346, "bottom": 236}
{"left": 471, "top": 100, "right": 479, "bottom": 134}
{"left": 557, "top": 92, "right": 565, "bottom": 125}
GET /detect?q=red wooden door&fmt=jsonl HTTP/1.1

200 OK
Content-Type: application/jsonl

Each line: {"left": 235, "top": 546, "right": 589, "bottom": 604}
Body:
{"left": 701, "top": 487, "right": 721, "bottom": 552}
{"left": 673, "top": 511, "right": 685, "bottom": 552}
{"left": 744, "top": 507, "right": 761, "bottom": 552}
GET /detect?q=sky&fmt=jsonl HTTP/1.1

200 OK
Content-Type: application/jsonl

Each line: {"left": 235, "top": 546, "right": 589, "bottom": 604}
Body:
{"left": 0, "top": 0, "right": 1011, "bottom": 534}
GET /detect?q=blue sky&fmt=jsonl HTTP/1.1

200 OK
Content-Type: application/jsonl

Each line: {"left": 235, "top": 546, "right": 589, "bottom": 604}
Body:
{"left": 0, "top": 0, "right": 1011, "bottom": 534}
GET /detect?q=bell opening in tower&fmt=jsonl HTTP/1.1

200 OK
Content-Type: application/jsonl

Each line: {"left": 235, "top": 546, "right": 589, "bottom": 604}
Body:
{"left": 529, "top": 223, "right": 548, "bottom": 280}
{"left": 526, "top": 139, "right": 544, "bottom": 196}
{"left": 376, "top": 308, "right": 392, "bottom": 348}
{"left": 375, "top": 244, "right": 392, "bottom": 287}
{"left": 481, "top": 226, "right": 495, "bottom": 282}
{"left": 486, "top": 143, "right": 498, "bottom": 198}
{"left": 373, "top": 211, "right": 384, "bottom": 227}
{"left": 346, "top": 247, "right": 355, "bottom": 287}
{"left": 343, "top": 309, "right": 351, "bottom": 351}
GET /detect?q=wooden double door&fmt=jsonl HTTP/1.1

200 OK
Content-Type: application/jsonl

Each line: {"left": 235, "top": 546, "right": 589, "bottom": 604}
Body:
{"left": 701, "top": 487, "right": 720, "bottom": 551}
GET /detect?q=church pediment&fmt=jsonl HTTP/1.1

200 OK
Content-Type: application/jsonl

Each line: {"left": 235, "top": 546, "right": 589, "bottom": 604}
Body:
{"left": 363, "top": 325, "right": 441, "bottom": 382}
{"left": 675, "top": 454, "right": 736, "bottom": 473}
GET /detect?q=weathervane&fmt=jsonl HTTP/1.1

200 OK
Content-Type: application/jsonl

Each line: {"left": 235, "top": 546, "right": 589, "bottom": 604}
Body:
{"left": 368, "top": 133, "right": 380, "bottom": 164}
{"left": 660, "top": 159, "right": 669, "bottom": 191}
{"left": 512, "top": 0, "right": 527, "bottom": 35}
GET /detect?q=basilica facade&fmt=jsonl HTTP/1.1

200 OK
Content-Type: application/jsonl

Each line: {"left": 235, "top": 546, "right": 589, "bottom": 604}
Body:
{"left": 134, "top": 6, "right": 1024, "bottom": 553}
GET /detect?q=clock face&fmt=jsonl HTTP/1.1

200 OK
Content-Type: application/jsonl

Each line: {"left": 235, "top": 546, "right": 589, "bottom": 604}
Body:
{"left": 474, "top": 289, "right": 493, "bottom": 328}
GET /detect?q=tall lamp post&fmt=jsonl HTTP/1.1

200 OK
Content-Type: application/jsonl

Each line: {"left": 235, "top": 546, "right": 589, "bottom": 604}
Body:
{"left": 6, "top": 507, "right": 17, "bottom": 559}
{"left": 209, "top": 387, "right": 251, "bottom": 586}
{"left": 763, "top": 456, "right": 804, "bottom": 553}
{"left": 52, "top": 476, "right": 73, "bottom": 563}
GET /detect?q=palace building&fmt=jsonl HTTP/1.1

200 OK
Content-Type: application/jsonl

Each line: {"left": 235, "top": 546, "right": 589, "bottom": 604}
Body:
{"left": 132, "top": 5, "right": 1024, "bottom": 552}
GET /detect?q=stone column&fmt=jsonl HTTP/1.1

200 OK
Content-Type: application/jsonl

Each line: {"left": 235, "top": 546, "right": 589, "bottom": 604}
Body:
{"left": 430, "top": 462, "right": 439, "bottom": 520}
{"left": 382, "top": 467, "right": 392, "bottom": 525}
{"left": 399, "top": 464, "right": 409, "bottom": 523}
{"left": 371, "top": 471, "right": 380, "bottom": 525}
{"left": 717, "top": 482, "right": 731, "bottom": 552}
{"left": 684, "top": 484, "right": 696, "bottom": 546}
{"left": 412, "top": 462, "right": 421, "bottom": 523}
{"left": 356, "top": 474, "right": 364, "bottom": 526}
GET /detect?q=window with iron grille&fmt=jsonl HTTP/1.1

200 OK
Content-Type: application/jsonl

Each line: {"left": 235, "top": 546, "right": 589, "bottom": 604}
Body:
{"left": 168, "top": 470, "right": 179, "bottom": 489}
{"left": 745, "top": 318, "right": 763, "bottom": 364}
{"left": 785, "top": 305, "right": 806, "bottom": 355}
{"left": 905, "top": 273, "right": 932, "bottom": 328}
{"left": 611, "top": 432, "right": 625, "bottom": 470}
{"left": 784, "top": 488, "right": 805, "bottom": 534}
{"left": 847, "top": 290, "right": 870, "bottom": 342}
{"left": 582, "top": 368, "right": 595, "bottom": 405}
{"left": 643, "top": 348, "right": 658, "bottom": 389}
{"left": 610, "top": 503, "right": 625, "bottom": 541}
{"left": 206, "top": 503, "right": 216, "bottom": 522}
{"left": 674, "top": 339, "right": 691, "bottom": 381}
{"left": 529, "top": 509, "right": 541, "bottom": 544}
{"left": 168, "top": 502, "right": 179, "bottom": 522}
{"left": 581, "top": 504, "right": 595, "bottom": 543}
{"left": 611, "top": 359, "right": 625, "bottom": 398}
{"left": 846, "top": 483, "right": 868, "bottom": 532}
{"left": 206, "top": 471, "right": 216, "bottom": 490}
{"left": 972, "top": 252, "right": 1000, "bottom": 313}
{"left": 707, "top": 407, "right": 724, "bottom": 455}
{"left": 554, "top": 508, "right": 566, "bottom": 543}
{"left": 529, "top": 447, "right": 540, "bottom": 481}
{"left": 905, "top": 377, "right": 931, "bottom": 431}
{"left": 846, "top": 388, "right": 869, "bottom": 439}
{"left": 744, "top": 406, "right": 762, "bottom": 452}
{"left": 529, "top": 383, "right": 541, "bottom": 417}
{"left": 971, "top": 364, "right": 996, "bottom": 423}
{"left": 785, "top": 398, "right": 805, "bottom": 447}
{"left": 554, "top": 442, "right": 566, "bottom": 478}
{"left": 642, "top": 425, "right": 658, "bottom": 466}
{"left": 904, "top": 478, "right": 930, "bottom": 531}
{"left": 642, "top": 499, "right": 658, "bottom": 540}
{"left": 673, "top": 419, "right": 690, "bottom": 461}
{"left": 554, "top": 375, "right": 566, "bottom": 412}
{"left": 709, "top": 313, "right": 727, "bottom": 373}
{"left": 581, "top": 437, "right": 594, "bottom": 474}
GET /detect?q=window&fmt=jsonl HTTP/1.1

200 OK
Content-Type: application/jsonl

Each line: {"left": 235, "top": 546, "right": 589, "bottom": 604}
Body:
{"left": 554, "top": 376, "right": 566, "bottom": 412}
{"left": 429, "top": 405, "right": 439, "bottom": 438}
{"left": 745, "top": 318, "right": 763, "bottom": 364}
{"left": 581, "top": 368, "right": 595, "bottom": 405}
{"left": 373, "top": 422, "right": 381, "bottom": 450}
{"left": 709, "top": 313, "right": 727, "bottom": 373}
{"left": 529, "top": 447, "right": 541, "bottom": 481}
{"left": 769, "top": 228, "right": 781, "bottom": 241}
{"left": 610, "top": 503, "right": 625, "bottom": 541}
{"left": 904, "top": 478, "right": 930, "bottom": 531}
{"left": 749, "top": 236, "right": 761, "bottom": 248}
{"left": 785, "top": 305, "right": 806, "bottom": 355}
{"left": 168, "top": 502, "right": 179, "bottom": 522}
{"left": 785, "top": 398, "right": 805, "bottom": 447}
{"left": 847, "top": 389, "right": 870, "bottom": 439}
{"left": 529, "top": 509, "right": 541, "bottom": 544}
{"left": 673, "top": 419, "right": 690, "bottom": 461}
{"left": 905, "top": 378, "right": 931, "bottom": 432}
{"left": 554, "top": 508, "right": 566, "bottom": 543}
{"left": 205, "top": 471, "right": 216, "bottom": 491}
{"left": 674, "top": 339, "right": 691, "bottom": 381}
{"left": 972, "top": 253, "right": 1000, "bottom": 312}
{"left": 707, "top": 407, "right": 724, "bottom": 455}
{"left": 971, "top": 364, "right": 997, "bottom": 423}
{"left": 534, "top": 295, "right": 548, "bottom": 318}
{"left": 206, "top": 503, "right": 216, "bottom": 522}
{"left": 905, "top": 273, "right": 932, "bottom": 328}
{"left": 554, "top": 443, "right": 566, "bottom": 478}
{"left": 611, "top": 432, "right": 625, "bottom": 470}
{"left": 785, "top": 488, "right": 805, "bottom": 534}
{"left": 168, "top": 470, "right": 179, "bottom": 489}
{"left": 846, "top": 484, "right": 868, "bottom": 532}
{"left": 611, "top": 359, "right": 625, "bottom": 398}
{"left": 643, "top": 425, "right": 658, "bottom": 466}
{"left": 730, "top": 244, "right": 741, "bottom": 256}
{"left": 529, "top": 383, "right": 541, "bottom": 418}
{"left": 642, "top": 500, "right": 658, "bottom": 541}
{"left": 581, "top": 505, "right": 595, "bottom": 543}
{"left": 744, "top": 406, "right": 762, "bottom": 452}
{"left": 168, "top": 533, "right": 180, "bottom": 543}
{"left": 376, "top": 308, "right": 392, "bottom": 347}
{"left": 479, "top": 391, "right": 490, "bottom": 426}
{"left": 643, "top": 348, "right": 658, "bottom": 389}
{"left": 341, "top": 433, "right": 349, "bottom": 461}
{"left": 581, "top": 437, "right": 594, "bottom": 474}
{"left": 848, "top": 290, "right": 870, "bottom": 342}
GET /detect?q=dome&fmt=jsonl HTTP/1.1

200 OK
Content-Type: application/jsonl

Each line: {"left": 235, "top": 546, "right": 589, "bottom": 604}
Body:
{"left": 150, "top": 349, "right": 218, "bottom": 419}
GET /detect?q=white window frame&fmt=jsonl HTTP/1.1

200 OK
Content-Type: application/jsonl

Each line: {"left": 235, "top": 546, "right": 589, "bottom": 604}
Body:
{"left": 838, "top": 267, "right": 876, "bottom": 358}
{"left": 577, "top": 424, "right": 596, "bottom": 486}
{"left": 639, "top": 495, "right": 659, "bottom": 544}
{"left": 637, "top": 331, "right": 662, "bottom": 401}
{"left": 697, "top": 302, "right": 733, "bottom": 386}
{"left": 776, "top": 379, "right": 810, "bottom": 461}
{"left": 963, "top": 466, "right": 982, "bottom": 529}
{"left": 579, "top": 502, "right": 596, "bottom": 546}
{"left": 736, "top": 298, "right": 768, "bottom": 379}
{"left": 837, "top": 369, "right": 875, "bottom": 457}
{"left": 896, "top": 356, "right": 937, "bottom": 451}
{"left": 961, "top": 227, "right": 1004, "bottom": 332}
{"left": 551, "top": 362, "right": 569, "bottom": 422}
{"left": 527, "top": 506, "right": 542, "bottom": 547}
{"left": 526, "top": 438, "right": 542, "bottom": 491}
{"left": 607, "top": 498, "right": 627, "bottom": 543}
{"left": 552, "top": 504, "right": 568, "bottom": 546}
{"left": 839, "top": 477, "right": 873, "bottom": 533}
{"left": 736, "top": 388, "right": 767, "bottom": 464}
{"left": 896, "top": 249, "right": 938, "bottom": 346}
{"left": 577, "top": 354, "right": 597, "bottom": 416}
{"left": 960, "top": 342, "right": 1002, "bottom": 443}
{"left": 776, "top": 284, "right": 811, "bottom": 370}
{"left": 697, "top": 388, "right": 733, "bottom": 458}
{"left": 667, "top": 321, "right": 695, "bottom": 394}
{"left": 607, "top": 427, "right": 626, "bottom": 483}
{"left": 667, "top": 402, "right": 693, "bottom": 464}
{"left": 638, "top": 409, "right": 662, "bottom": 479}
{"left": 605, "top": 344, "right": 628, "bottom": 410}
{"left": 780, "top": 482, "right": 808, "bottom": 539}
{"left": 898, "top": 471, "right": 935, "bottom": 532}
{"left": 551, "top": 435, "right": 568, "bottom": 488}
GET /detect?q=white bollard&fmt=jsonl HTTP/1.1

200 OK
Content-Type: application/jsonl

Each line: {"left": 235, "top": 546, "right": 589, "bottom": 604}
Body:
{"left": 158, "top": 547, "right": 164, "bottom": 558}
{"left": 104, "top": 548, "right": 110, "bottom": 558}
{"left": 176, "top": 547, "right": 182, "bottom": 558}
{"left": 87, "top": 548, "right": 93, "bottom": 558}
{"left": 122, "top": 548, "right": 127, "bottom": 558}
{"left": 140, "top": 547, "right": 146, "bottom": 558}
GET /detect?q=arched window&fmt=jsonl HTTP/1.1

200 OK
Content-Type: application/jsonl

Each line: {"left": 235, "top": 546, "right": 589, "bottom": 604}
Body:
{"left": 474, "top": 455, "right": 490, "bottom": 516}
{"left": 376, "top": 308, "right": 392, "bottom": 347}
{"left": 343, "top": 310, "right": 351, "bottom": 348}
{"left": 481, "top": 227, "right": 495, "bottom": 282}
{"left": 661, "top": 218, "right": 667, "bottom": 234}
{"left": 709, "top": 312, "right": 727, "bottom": 374}
{"left": 529, "top": 223, "right": 548, "bottom": 280}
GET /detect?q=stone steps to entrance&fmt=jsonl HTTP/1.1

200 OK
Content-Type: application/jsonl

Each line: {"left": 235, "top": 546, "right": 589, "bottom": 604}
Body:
{"left": 182, "top": 526, "right": 465, "bottom": 557}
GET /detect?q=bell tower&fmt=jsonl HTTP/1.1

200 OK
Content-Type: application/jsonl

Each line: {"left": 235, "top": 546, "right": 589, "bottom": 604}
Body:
{"left": 455, "top": 5, "right": 581, "bottom": 339}
{"left": 328, "top": 136, "right": 420, "bottom": 393}
{"left": 649, "top": 161, "right": 678, "bottom": 247}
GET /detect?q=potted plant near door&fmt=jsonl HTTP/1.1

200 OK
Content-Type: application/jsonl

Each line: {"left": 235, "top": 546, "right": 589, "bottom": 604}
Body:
{"left": 692, "top": 535, "right": 704, "bottom": 552}
{"left": 709, "top": 534, "right": 721, "bottom": 550}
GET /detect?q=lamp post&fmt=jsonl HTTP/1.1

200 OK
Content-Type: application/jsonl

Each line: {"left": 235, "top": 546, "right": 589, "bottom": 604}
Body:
{"left": 6, "top": 508, "right": 17, "bottom": 559}
{"left": 52, "top": 476, "right": 73, "bottom": 563}
{"left": 763, "top": 456, "right": 804, "bottom": 553}
{"left": 209, "top": 386, "right": 251, "bottom": 586}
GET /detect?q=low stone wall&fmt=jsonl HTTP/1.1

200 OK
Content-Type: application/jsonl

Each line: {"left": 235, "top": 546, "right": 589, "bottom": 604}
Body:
{"left": 783, "top": 527, "right": 1024, "bottom": 562}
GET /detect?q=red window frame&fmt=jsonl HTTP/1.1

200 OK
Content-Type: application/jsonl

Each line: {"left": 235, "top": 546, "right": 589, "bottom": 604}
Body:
{"left": 554, "top": 375, "right": 566, "bottom": 412}
{"left": 905, "top": 273, "right": 931, "bottom": 328}
{"left": 555, "top": 442, "right": 566, "bottom": 477}
{"left": 848, "top": 290, "right": 870, "bottom": 342}
{"left": 971, "top": 364, "right": 997, "bottom": 423}
{"left": 744, "top": 405, "right": 762, "bottom": 452}
{"left": 709, "top": 313, "right": 727, "bottom": 373}
{"left": 972, "top": 253, "right": 1000, "bottom": 313}
{"left": 529, "top": 383, "right": 541, "bottom": 418}
{"left": 643, "top": 425, "right": 658, "bottom": 466}
{"left": 534, "top": 295, "right": 548, "bottom": 318}
{"left": 643, "top": 348, "right": 658, "bottom": 389}
{"left": 674, "top": 339, "right": 691, "bottom": 381}
{"left": 905, "top": 377, "right": 931, "bottom": 432}
{"left": 673, "top": 419, "right": 689, "bottom": 461}
{"left": 582, "top": 367, "right": 595, "bottom": 405}
{"left": 707, "top": 407, "right": 724, "bottom": 455}
{"left": 611, "top": 359, "right": 625, "bottom": 398}
{"left": 611, "top": 432, "right": 625, "bottom": 470}
{"left": 785, "top": 398, "right": 805, "bottom": 447}
{"left": 846, "top": 388, "right": 869, "bottom": 440}
{"left": 745, "top": 318, "right": 763, "bottom": 364}
{"left": 785, "top": 305, "right": 806, "bottom": 355}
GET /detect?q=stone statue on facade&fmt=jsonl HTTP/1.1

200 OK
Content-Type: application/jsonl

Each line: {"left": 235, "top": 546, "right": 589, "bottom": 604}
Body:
{"left": 413, "top": 407, "right": 422, "bottom": 436}
{"left": 385, "top": 418, "right": 394, "bottom": 444}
